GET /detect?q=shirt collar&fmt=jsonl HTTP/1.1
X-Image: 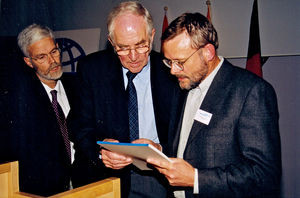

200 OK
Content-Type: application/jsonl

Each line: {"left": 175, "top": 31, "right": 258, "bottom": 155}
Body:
{"left": 41, "top": 80, "right": 62, "bottom": 95}
{"left": 194, "top": 56, "right": 224, "bottom": 92}
{"left": 122, "top": 56, "right": 151, "bottom": 81}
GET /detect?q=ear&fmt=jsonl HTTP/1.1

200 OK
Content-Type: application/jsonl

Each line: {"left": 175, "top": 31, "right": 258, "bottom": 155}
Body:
{"left": 151, "top": 28, "right": 156, "bottom": 42}
{"left": 202, "top": 44, "right": 216, "bottom": 62}
{"left": 108, "top": 36, "right": 114, "bottom": 46}
{"left": 23, "top": 57, "right": 34, "bottom": 68}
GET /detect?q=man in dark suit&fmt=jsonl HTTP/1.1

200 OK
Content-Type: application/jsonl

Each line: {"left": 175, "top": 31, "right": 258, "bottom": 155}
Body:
{"left": 6, "top": 24, "right": 79, "bottom": 196}
{"left": 73, "top": 1, "right": 182, "bottom": 197}
{"left": 147, "top": 13, "right": 281, "bottom": 198}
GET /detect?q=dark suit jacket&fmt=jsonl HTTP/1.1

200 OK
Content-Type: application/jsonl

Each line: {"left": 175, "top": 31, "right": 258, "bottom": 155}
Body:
{"left": 0, "top": 76, "right": 10, "bottom": 163}
{"left": 6, "top": 62, "right": 80, "bottom": 196}
{"left": 73, "top": 50, "right": 183, "bottom": 197}
{"left": 170, "top": 59, "right": 281, "bottom": 198}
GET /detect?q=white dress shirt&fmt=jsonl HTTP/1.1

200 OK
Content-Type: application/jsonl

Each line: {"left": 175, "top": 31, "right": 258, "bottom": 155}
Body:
{"left": 122, "top": 57, "right": 159, "bottom": 143}
{"left": 41, "top": 80, "right": 75, "bottom": 164}
{"left": 174, "top": 57, "right": 224, "bottom": 198}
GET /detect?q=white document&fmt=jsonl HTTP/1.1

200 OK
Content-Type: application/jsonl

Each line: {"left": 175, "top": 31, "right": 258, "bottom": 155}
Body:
{"left": 97, "top": 141, "right": 172, "bottom": 170}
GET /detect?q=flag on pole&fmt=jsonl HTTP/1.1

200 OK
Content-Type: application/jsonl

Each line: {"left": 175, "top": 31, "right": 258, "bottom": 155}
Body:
{"left": 161, "top": 6, "right": 169, "bottom": 51}
{"left": 246, "top": 0, "right": 263, "bottom": 77}
{"left": 162, "top": 7, "right": 169, "bottom": 34}
{"left": 206, "top": 0, "right": 212, "bottom": 22}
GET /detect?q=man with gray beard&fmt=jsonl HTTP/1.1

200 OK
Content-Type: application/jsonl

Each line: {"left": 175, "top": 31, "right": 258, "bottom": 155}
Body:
{"left": 147, "top": 13, "right": 281, "bottom": 198}
{"left": 5, "top": 24, "right": 81, "bottom": 196}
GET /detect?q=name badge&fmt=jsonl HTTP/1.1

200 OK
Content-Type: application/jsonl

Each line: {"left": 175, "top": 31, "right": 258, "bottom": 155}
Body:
{"left": 194, "top": 109, "right": 212, "bottom": 125}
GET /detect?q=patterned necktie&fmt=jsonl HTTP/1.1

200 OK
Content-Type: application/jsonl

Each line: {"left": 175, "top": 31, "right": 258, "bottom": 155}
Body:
{"left": 126, "top": 71, "right": 139, "bottom": 141}
{"left": 50, "top": 90, "right": 71, "bottom": 162}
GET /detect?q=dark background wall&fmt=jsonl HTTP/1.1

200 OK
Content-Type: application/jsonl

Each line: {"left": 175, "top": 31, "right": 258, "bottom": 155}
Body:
{"left": 0, "top": 0, "right": 299, "bottom": 197}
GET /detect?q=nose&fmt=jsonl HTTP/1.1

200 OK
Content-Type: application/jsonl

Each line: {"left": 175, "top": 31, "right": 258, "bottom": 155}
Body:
{"left": 170, "top": 64, "right": 181, "bottom": 75}
{"left": 48, "top": 54, "right": 57, "bottom": 64}
{"left": 128, "top": 49, "right": 138, "bottom": 61}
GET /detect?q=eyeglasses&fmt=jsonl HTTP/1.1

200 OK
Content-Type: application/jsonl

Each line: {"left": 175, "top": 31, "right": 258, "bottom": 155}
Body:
{"left": 114, "top": 43, "right": 150, "bottom": 56}
{"left": 29, "top": 48, "right": 60, "bottom": 64}
{"left": 162, "top": 47, "right": 204, "bottom": 71}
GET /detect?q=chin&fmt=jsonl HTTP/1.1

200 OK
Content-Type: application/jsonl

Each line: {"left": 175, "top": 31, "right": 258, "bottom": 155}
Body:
{"left": 45, "top": 71, "right": 63, "bottom": 80}
{"left": 128, "top": 67, "right": 144, "bottom": 74}
{"left": 179, "top": 83, "right": 189, "bottom": 90}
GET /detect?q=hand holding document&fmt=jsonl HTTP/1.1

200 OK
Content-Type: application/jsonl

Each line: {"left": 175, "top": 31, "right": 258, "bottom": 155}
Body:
{"left": 97, "top": 141, "right": 172, "bottom": 170}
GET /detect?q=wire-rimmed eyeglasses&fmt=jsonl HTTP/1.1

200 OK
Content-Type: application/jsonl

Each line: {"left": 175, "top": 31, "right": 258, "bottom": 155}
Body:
{"left": 162, "top": 46, "right": 204, "bottom": 71}
{"left": 114, "top": 43, "right": 150, "bottom": 56}
{"left": 29, "top": 47, "right": 60, "bottom": 64}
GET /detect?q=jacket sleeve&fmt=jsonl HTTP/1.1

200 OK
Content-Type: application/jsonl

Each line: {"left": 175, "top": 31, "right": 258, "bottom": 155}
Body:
{"left": 195, "top": 81, "right": 281, "bottom": 198}
{"left": 70, "top": 56, "right": 106, "bottom": 187}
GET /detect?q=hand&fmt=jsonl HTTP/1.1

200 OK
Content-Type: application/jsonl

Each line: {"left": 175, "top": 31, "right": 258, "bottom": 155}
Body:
{"left": 100, "top": 138, "right": 133, "bottom": 169}
{"left": 132, "top": 138, "right": 162, "bottom": 151}
{"left": 147, "top": 157, "right": 195, "bottom": 187}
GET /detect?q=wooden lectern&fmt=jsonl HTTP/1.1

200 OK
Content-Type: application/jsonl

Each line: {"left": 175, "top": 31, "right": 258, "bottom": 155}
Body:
{"left": 0, "top": 161, "right": 120, "bottom": 198}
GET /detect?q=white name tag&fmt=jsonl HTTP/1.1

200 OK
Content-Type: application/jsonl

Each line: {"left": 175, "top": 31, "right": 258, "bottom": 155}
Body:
{"left": 194, "top": 109, "right": 212, "bottom": 125}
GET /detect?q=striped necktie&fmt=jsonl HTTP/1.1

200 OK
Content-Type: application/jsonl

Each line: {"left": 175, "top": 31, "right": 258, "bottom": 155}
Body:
{"left": 126, "top": 71, "right": 139, "bottom": 141}
{"left": 50, "top": 90, "right": 71, "bottom": 162}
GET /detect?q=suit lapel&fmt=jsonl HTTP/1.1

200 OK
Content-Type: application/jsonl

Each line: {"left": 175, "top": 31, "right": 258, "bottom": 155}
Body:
{"left": 172, "top": 95, "right": 188, "bottom": 156}
{"left": 32, "top": 73, "right": 54, "bottom": 111}
{"left": 149, "top": 51, "right": 160, "bottom": 111}
{"left": 150, "top": 51, "right": 184, "bottom": 148}
{"left": 108, "top": 53, "right": 127, "bottom": 110}
{"left": 184, "top": 60, "right": 234, "bottom": 147}
{"left": 61, "top": 74, "right": 73, "bottom": 120}
{"left": 149, "top": 52, "right": 163, "bottom": 138}
{"left": 105, "top": 52, "right": 129, "bottom": 139}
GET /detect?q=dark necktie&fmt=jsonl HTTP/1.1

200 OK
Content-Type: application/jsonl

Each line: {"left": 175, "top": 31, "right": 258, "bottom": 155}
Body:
{"left": 126, "top": 71, "right": 139, "bottom": 141}
{"left": 50, "top": 90, "right": 71, "bottom": 162}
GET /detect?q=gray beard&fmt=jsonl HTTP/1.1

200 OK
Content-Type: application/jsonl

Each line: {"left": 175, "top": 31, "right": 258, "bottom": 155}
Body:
{"left": 34, "top": 63, "right": 63, "bottom": 81}
{"left": 36, "top": 69, "right": 63, "bottom": 81}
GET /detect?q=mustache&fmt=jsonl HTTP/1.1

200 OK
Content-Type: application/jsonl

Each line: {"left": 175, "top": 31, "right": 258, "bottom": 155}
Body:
{"left": 47, "top": 63, "right": 62, "bottom": 72}
{"left": 174, "top": 74, "right": 186, "bottom": 79}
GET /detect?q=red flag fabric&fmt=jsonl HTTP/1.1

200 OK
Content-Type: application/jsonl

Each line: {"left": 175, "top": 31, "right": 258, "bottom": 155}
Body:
{"left": 206, "top": 0, "right": 211, "bottom": 22}
{"left": 162, "top": 14, "right": 168, "bottom": 34}
{"left": 161, "top": 11, "right": 168, "bottom": 51}
{"left": 246, "top": 0, "right": 263, "bottom": 77}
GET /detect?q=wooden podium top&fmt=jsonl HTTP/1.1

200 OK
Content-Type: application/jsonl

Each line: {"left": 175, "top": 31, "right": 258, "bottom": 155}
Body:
{"left": 0, "top": 161, "right": 120, "bottom": 198}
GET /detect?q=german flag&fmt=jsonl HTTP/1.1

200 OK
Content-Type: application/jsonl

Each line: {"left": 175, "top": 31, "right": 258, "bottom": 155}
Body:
{"left": 246, "top": 0, "right": 263, "bottom": 77}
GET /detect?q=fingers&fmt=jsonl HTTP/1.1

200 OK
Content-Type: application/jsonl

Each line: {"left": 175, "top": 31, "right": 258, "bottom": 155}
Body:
{"left": 103, "top": 138, "right": 119, "bottom": 143}
{"left": 133, "top": 138, "right": 162, "bottom": 150}
{"left": 101, "top": 149, "right": 132, "bottom": 169}
{"left": 132, "top": 138, "right": 152, "bottom": 144}
{"left": 147, "top": 158, "right": 195, "bottom": 187}
{"left": 147, "top": 158, "right": 171, "bottom": 169}
{"left": 147, "top": 159, "right": 174, "bottom": 183}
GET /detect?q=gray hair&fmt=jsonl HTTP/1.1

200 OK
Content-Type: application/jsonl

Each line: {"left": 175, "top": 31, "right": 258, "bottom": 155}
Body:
{"left": 107, "top": 1, "right": 154, "bottom": 43}
{"left": 17, "top": 24, "right": 55, "bottom": 57}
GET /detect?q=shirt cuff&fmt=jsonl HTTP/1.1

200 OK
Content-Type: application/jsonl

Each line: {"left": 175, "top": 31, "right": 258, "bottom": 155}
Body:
{"left": 193, "top": 168, "right": 199, "bottom": 194}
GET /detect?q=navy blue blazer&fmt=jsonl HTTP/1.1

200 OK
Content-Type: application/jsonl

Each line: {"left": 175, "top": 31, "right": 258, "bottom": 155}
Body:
{"left": 73, "top": 50, "right": 183, "bottom": 197}
{"left": 170, "top": 59, "right": 281, "bottom": 198}
{"left": 6, "top": 63, "right": 80, "bottom": 196}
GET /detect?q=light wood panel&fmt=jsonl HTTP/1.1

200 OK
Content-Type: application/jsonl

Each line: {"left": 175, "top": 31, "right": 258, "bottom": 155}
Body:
{"left": 0, "top": 161, "right": 120, "bottom": 198}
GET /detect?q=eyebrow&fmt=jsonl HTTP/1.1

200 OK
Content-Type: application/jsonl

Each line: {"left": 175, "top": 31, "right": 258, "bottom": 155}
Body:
{"left": 33, "top": 46, "right": 58, "bottom": 57}
{"left": 165, "top": 57, "right": 185, "bottom": 62}
{"left": 117, "top": 39, "right": 147, "bottom": 48}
